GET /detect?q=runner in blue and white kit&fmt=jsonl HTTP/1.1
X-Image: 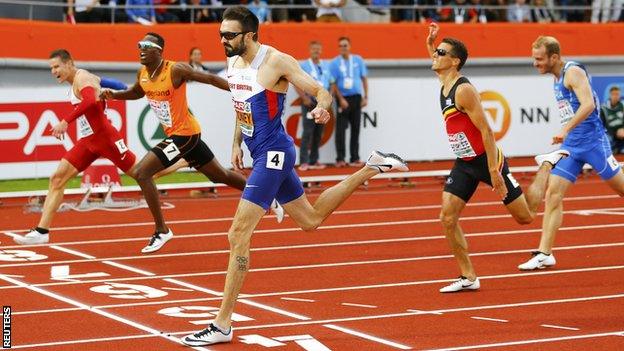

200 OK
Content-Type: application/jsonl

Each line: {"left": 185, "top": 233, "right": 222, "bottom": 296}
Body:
{"left": 181, "top": 6, "right": 409, "bottom": 347}
{"left": 519, "top": 36, "right": 624, "bottom": 271}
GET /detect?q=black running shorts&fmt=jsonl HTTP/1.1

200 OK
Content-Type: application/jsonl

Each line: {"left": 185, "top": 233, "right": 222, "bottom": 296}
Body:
{"left": 151, "top": 134, "right": 215, "bottom": 169}
{"left": 443, "top": 152, "right": 523, "bottom": 205}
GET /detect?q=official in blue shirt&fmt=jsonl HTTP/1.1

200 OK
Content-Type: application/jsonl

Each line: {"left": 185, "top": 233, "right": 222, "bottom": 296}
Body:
{"left": 296, "top": 41, "right": 334, "bottom": 170}
{"left": 329, "top": 36, "right": 368, "bottom": 167}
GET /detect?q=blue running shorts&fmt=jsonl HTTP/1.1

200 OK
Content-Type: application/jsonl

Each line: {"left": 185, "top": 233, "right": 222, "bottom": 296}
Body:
{"left": 242, "top": 145, "right": 305, "bottom": 210}
{"left": 553, "top": 134, "right": 621, "bottom": 183}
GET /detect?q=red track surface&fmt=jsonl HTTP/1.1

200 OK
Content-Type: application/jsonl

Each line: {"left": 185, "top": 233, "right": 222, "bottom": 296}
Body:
{"left": 1, "top": 161, "right": 624, "bottom": 350}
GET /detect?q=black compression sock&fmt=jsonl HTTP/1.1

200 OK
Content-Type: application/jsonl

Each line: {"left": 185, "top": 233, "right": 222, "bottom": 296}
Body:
{"left": 34, "top": 227, "right": 49, "bottom": 234}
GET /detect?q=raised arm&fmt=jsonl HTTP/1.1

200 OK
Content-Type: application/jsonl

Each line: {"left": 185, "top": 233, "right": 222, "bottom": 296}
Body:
{"left": 172, "top": 62, "right": 230, "bottom": 91}
{"left": 426, "top": 22, "right": 439, "bottom": 58}
{"left": 455, "top": 83, "right": 508, "bottom": 200}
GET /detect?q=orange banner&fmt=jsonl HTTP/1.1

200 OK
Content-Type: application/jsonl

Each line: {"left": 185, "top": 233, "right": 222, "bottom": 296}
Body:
{"left": 1, "top": 19, "right": 623, "bottom": 62}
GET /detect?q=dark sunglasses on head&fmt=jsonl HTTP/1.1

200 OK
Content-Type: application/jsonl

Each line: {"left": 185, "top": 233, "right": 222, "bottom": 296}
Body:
{"left": 138, "top": 41, "right": 162, "bottom": 50}
{"left": 435, "top": 48, "right": 449, "bottom": 57}
{"left": 219, "top": 31, "right": 250, "bottom": 40}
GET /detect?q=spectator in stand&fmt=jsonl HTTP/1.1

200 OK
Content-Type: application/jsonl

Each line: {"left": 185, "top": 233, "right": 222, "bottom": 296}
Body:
{"left": 126, "top": 0, "right": 157, "bottom": 24}
{"left": 368, "top": 0, "right": 391, "bottom": 22}
{"left": 248, "top": 0, "right": 272, "bottom": 22}
{"left": 268, "top": 0, "right": 290, "bottom": 22}
{"left": 485, "top": 0, "right": 507, "bottom": 22}
{"left": 67, "top": 0, "right": 105, "bottom": 22}
{"left": 531, "top": 0, "right": 555, "bottom": 22}
{"left": 186, "top": 0, "right": 214, "bottom": 22}
{"left": 315, "top": 0, "right": 347, "bottom": 22}
{"left": 467, "top": 0, "right": 488, "bottom": 22}
{"left": 189, "top": 47, "right": 209, "bottom": 71}
{"left": 601, "top": 86, "right": 624, "bottom": 154}
{"left": 290, "top": 0, "right": 316, "bottom": 21}
{"left": 297, "top": 41, "right": 334, "bottom": 171}
{"left": 330, "top": 37, "right": 368, "bottom": 168}
{"left": 591, "top": 0, "right": 613, "bottom": 23}
{"left": 440, "top": 0, "right": 486, "bottom": 23}
{"left": 613, "top": 0, "right": 623, "bottom": 21}
{"left": 154, "top": 0, "right": 181, "bottom": 22}
{"left": 507, "top": 0, "right": 532, "bottom": 22}
{"left": 560, "top": 0, "right": 589, "bottom": 22}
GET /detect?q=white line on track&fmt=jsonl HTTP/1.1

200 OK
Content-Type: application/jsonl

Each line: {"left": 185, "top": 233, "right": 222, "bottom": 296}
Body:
{"left": 169, "top": 293, "right": 624, "bottom": 335}
{"left": 0, "top": 273, "right": 211, "bottom": 351}
{"left": 424, "top": 331, "right": 624, "bottom": 350}
{"left": 341, "top": 302, "right": 378, "bottom": 309}
{"left": 239, "top": 299, "right": 311, "bottom": 320}
{"left": 324, "top": 324, "right": 412, "bottom": 349}
{"left": 161, "top": 287, "right": 194, "bottom": 292}
{"left": 2, "top": 241, "right": 623, "bottom": 288}
{"left": 540, "top": 324, "right": 580, "bottom": 331}
{"left": 8, "top": 334, "right": 159, "bottom": 349}
{"left": 103, "top": 260, "right": 156, "bottom": 276}
{"left": 470, "top": 316, "right": 508, "bottom": 323}
{"left": 1, "top": 193, "right": 619, "bottom": 235}
{"left": 281, "top": 297, "right": 315, "bottom": 302}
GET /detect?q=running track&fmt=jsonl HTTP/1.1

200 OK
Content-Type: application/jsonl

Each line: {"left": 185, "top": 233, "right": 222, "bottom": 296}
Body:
{"left": 1, "top": 164, "right": 623, "bottom": 350}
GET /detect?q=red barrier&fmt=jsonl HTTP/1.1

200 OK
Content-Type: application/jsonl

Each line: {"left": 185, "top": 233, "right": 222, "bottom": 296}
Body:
{"left": 1, "top": 19, "right": 623, "bottom": 62}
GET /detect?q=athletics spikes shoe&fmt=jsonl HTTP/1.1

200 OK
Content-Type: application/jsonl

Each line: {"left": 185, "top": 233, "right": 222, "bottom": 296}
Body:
{"left": 141, "top": 229, "right": 173, "bottom": 254}
{"left": 12, "top": 229, "right": 49, "bottom": 245}
{"left": 271, "top": 199, "right": 284, "bottom": 223}
{"left": 366, "top": 151, "right": 409, "bottom": 173}
{"left": 535, "top": 149, "right": 570, "bottom": 167}
{"left": 518, "top": 251, "right": 556, "bottom": 270}
{"left": 182, "top": 323, "right": 233, "bottom": 346}
{"left": 439, "top": 276, "right": 480, "bottom": 293}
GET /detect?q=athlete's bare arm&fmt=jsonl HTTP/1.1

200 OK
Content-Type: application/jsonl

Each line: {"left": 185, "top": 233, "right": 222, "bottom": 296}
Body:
{"left": 171, "top": 62, "right": 230, "bottom": 91}
{"left": 51, "top": 70, "right": 101, "bottom": 139}
{"left": 455, "top": 83, "right": 508, "bottom": 200}
{"left": 101, "top": 71, "right": 146, "bottom": 100}
{"left": 426, "top": 22, "right": 440, "bottom": 58}
{"left": 231, "top": 118, "right": 244, "bottom": 171}
{"left": 553, "top": 66, "right": 596, "bottom": 144}
{"left": 269, "top": 51, "right": 331, "bottom": 123}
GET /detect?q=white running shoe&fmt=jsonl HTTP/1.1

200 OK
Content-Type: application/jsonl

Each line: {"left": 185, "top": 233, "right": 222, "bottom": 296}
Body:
{"left": 13, "top": 229, "right": 49, "bottom": 245}
{"left": 518, "top": 251, "right": 556, "bottom": 270}
{"left": 439, "top": 276, "right": 480, "bottom": 293}
{"left": 182, "top": 323, "right": 233, "bottom": 346}
{"left": 535, "top": 149, "right": 570, "bottom": 167}
{"left": 141, "top": 229, "right": 173, "bottom": 254}
{"left": 366, "top": 151, "right": 409, "bottom": 173}
{"left": 271, "top": 199, "right": 284, "bottom": 223}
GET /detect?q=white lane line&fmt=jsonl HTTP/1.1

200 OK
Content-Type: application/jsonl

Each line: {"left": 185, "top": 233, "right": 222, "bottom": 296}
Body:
{"left": 470, "top": 316, "right": 508, "bottom": 323}
{"left": 341, "top": 302, "right": 378, "bottom": 309}
{"left": 162, "top": 287, "right": 194, "bottom": 292}
{"left": 406, "top": 309, "right": 443, "bottom": 315}
{"left": 103, "top": 260, "right": 156, "bottom": 276}
{"left": 0, "top": 273, "right": 210, "bottom": 351}
{"left": 239, "top": 299, "right": 311, "bottom": 320}
{"left": 177, "top": 293, "right": 624, "bottom": 334}
{"left": 162, "top": 278, "right": 223, "bottom": 296}
{"left": 49, "top": 246, "right": 308, "bottom": 322}
{"left": 541, "top": 324, "right": 580, "bottom": 331}
{"left": 3, "top": 242, "right": 623, "bottom": 288}
{"left": 9, "top": 334, "right": 158, "bottom": 349}
{"left": 1, "top": 192, "right": 617, "bottom": 234}
{"left": 324, "top": 324, "right": 412, "bottom": 350}
{"left": 50, "top": 245, "right": 96, "bottom": 259}
{"left": 281, "top": 297, "right": 315, "bottom": 302}
{"left": 425, "top": 331, "right": 624, "bottom": 350}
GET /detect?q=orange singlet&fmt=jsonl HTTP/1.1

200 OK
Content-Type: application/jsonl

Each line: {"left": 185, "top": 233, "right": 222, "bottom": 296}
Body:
{"left": 139, "top": 60, "right": 201, "bottom": 136}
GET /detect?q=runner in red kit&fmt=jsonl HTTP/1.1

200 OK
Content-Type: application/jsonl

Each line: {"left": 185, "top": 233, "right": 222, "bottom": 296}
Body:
{"left": 12, "top": 49, "right": 139, "bottom": 245}
{"left": 426, "top": 23, "right": 568, "bottom": 293}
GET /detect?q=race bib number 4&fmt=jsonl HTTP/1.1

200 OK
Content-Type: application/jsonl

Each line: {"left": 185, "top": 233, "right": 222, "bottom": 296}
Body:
{"left": 557, "top": 99, "right": 575, "bottom": 125}
{"left": 266, "top": 151, "right": 285, "bottom": 170}
{"left": 148, "top": 99, "right": 173, "bottom": 128}
{"left": 234, "top": 100, "right": 254, "bottom": 137}
{"left": 448, "top": 132, "right": 477, "bottom": 158}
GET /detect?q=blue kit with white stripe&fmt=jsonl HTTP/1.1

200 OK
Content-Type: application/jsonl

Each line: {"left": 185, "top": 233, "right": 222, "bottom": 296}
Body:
{"left": 552, "top": 61, "right": 620, "bottom": 182}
